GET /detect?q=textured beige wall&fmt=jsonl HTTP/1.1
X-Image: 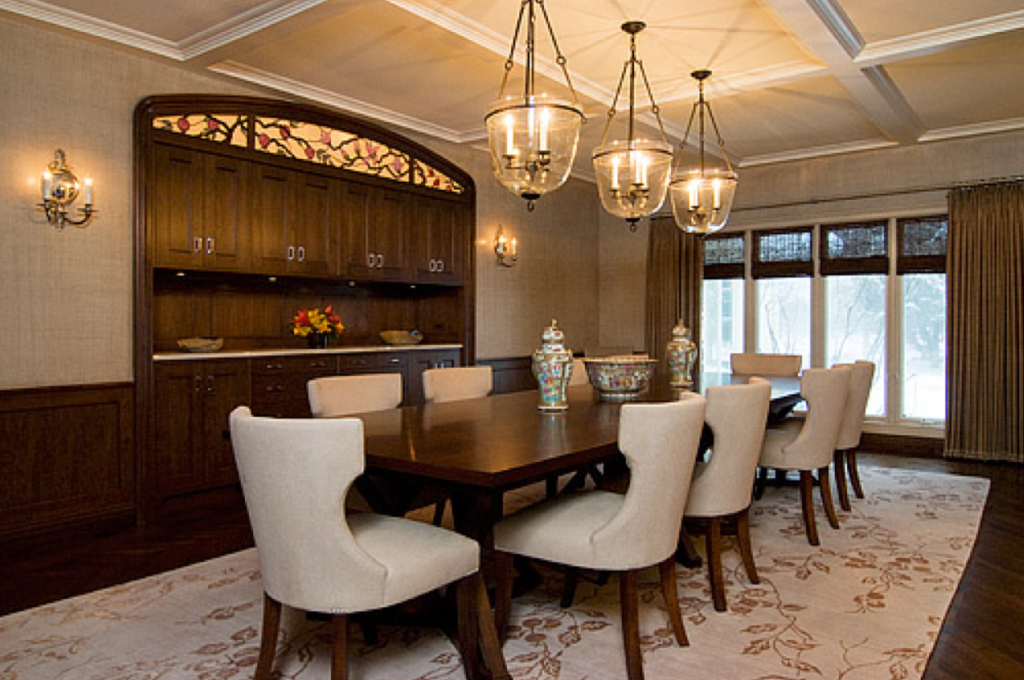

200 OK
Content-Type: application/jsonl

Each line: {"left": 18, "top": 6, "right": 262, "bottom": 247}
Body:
{"left": 0, "top": 17, "right": 603, "bottom": 388}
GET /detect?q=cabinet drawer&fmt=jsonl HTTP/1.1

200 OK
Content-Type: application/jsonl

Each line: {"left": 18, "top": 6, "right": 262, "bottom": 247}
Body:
{"left": 337, "top": 352, "right": 405, "bottom": 373}
{"left": 252, "top": 355, "right": 338, "bottom": 375}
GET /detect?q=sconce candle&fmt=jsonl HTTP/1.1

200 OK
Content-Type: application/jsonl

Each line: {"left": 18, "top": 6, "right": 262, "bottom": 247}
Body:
{"left": 38, "top": 149, "right": 95, "bottom": 230}
{"left": 494, "top": 226, "right": 519, "bottom": 267}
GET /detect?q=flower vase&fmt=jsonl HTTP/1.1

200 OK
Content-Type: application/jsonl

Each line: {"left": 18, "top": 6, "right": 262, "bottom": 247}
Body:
{"left": 307, "top": 333, "right": 330, "bottom": 349}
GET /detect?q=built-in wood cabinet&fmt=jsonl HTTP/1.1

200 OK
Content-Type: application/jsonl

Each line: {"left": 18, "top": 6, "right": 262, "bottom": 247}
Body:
{"left": 152, "top": 144, "right": 251, "bottom": 271}
{"left": 406, "top": 348, "right": 459, "bottom": 405}
{"left": 153, "top": 361, "right": 250, "bottom": 498}
{"left": 252, "top": 166, "right": 335, "bottom": 277}
{"left": 413, "top": 196, "right": 465, "bottom": 285}
{"left": 340, "top": 184, "right": 410, "bottom": 281}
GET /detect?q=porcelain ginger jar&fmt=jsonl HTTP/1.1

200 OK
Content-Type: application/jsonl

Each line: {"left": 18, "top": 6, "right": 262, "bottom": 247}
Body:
{"left": 531, "top": 319, "right": 574, "bottom": 411}
{"left": 666, "top": 320, "right": 697, "bottom": 387}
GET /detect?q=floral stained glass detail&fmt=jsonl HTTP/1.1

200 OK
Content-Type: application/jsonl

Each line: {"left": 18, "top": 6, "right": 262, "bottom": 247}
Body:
{"left": 413, "top": 159, "right": 465, "bottom": 194}
{"left": 152, "top": 115, "right": 248, "bottom": 146}
{"left": 252, "top": 118, "right": 413, "bottom": 183}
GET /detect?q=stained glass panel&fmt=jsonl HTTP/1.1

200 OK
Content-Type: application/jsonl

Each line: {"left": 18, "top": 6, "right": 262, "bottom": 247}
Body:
{"left": 152, "top": 114, "right": 248, "bottom": 146}
{"left": 413, "top": 159, "right": 465, "bottom": 194}
{"left": 252, "top": 118, "right": 411, "bottom": 182}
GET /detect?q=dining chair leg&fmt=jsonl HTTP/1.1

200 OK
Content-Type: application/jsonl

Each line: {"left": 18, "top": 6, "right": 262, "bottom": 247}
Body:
{"left": 255, "top": 593, "right": 282, "bottom": 680}
{"left": 754, "top": 466, "right": 768, "bottom": 500}
{"left": 833, "top": 450, "right": 851, "bottom": 511}
{"left": 705, "top": 517, "right": 726, "bottom": 612}
{"left": 818, "top": 466, "right": 840, "bottom": 529}
{"left": 798, "top": 471, "right": 820, "bottom": 546}
{"left": 493, "top": 551, "right": 514, "bottom": 643}
{"left": 472, "top": 572, "right": 511, "bottom": 680}
{"left": 619, "top": 570, "right": 645, "bottom": 680}
{"left": 560, "top": 567, "right": 579, "bottom": 608}
{"left": 847, "top": 449, "right": 865, "bottom": 498}
{"left": 330, "top": 612, "right": 349, "bottom": 680}
{"left": 658, "top": 558, "right": 689, "bottom": 646}
{"left": 456, "top": 575, "right": 482, "bottom": 680}
{"left": 736, "top": 508, "right": 760, "bottom": 585}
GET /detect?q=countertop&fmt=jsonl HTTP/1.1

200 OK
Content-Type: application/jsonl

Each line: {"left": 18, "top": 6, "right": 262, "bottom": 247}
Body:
{"left": 154, "top": 344, "right": 462, "bottom": 361}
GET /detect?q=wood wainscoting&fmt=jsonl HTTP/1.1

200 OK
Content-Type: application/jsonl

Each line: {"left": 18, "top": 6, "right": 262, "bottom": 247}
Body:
{"left": 0, "top": 383, "right": 135, "bottom": 541}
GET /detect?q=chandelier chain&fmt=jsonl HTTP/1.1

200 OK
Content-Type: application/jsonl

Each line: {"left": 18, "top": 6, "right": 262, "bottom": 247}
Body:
{"left": 497, "top": 0, "right": 579, "bottom": 105}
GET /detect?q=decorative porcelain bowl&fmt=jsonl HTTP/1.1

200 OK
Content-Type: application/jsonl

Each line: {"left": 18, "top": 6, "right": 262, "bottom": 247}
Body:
{"left": 380, "top": 329, "right": 423, "bottom": 345}
{"left": 583, "top": 355, "right": 658, "bottom": 401}
{"left": 177, "top": 337, "right": 224, "bottom": 353}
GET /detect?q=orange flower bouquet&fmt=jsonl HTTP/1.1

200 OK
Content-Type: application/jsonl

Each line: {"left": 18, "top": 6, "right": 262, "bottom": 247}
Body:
{"left": 291, "top": 305, "right": 344, "bottom": 347}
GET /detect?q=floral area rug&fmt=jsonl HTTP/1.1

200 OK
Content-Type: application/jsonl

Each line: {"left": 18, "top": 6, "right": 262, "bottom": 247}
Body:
{"left": 0, "top": 467, "right": 988, "bottom": 680}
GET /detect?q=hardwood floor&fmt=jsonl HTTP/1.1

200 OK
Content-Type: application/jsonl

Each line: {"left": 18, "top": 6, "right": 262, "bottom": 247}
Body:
{"left": 0, "top": 452, "right": 1020, "bottom": 679}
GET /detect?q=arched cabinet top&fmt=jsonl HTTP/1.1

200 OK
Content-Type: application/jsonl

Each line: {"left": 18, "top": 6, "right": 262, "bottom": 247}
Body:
{"left": 135, "top": 95, "right": 474, "bottom": 201}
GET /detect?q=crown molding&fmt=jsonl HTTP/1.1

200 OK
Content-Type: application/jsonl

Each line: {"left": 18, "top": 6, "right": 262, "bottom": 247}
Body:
{"left": 856, "top": 9, "right": 1024, "bottom": 66}
{"left": 918, "top": 116, "right": 1024, "bottom": 143}
{"left": 739, "top": 139, "right": 898, "bottom": 167}
{"left": 0, "top": 0, "right": 180, "bottom": 58}
{"left": 209, "top": 61, "right": 478, "bottom": 143}
{"left": 179, "top": 0, "right": 329, "bottom": 60}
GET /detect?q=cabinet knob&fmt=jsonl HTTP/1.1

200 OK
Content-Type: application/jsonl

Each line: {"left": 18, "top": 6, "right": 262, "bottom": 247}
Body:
{"left": 194, "top": 374, "right": 203, "bottom": 392}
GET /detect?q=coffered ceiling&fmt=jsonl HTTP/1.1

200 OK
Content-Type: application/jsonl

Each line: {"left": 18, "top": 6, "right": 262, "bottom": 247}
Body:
{"left": 4, "top": 0, "right": 1024, "bottom": 174}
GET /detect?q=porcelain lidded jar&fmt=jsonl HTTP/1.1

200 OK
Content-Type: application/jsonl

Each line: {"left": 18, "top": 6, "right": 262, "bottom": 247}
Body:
{"left": 666, "top": 319, "right": 698, "bottom": 387}
{"left": 532, "top": 319, "right": 574, "bottom": 411}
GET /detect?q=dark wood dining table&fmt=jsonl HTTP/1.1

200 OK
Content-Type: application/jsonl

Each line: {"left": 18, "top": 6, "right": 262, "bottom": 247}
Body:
{"left": 356, "top": 372, "right": 802, "bottom": 542}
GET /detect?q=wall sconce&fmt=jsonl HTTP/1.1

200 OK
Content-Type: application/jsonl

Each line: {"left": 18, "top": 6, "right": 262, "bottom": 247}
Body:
{"left": 39, "top": 149, "right": 95, "bottom": 230}
{"left": 494, "top": 226, "right": 518, "bottom": 267}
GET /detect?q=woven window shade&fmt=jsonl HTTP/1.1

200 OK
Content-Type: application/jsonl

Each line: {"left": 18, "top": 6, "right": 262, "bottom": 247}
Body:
{"left": 820, "top": 221, "right": 889, "bottom": 275}
{"left": 752, "top": 227, "right": 813, "bottom": 278}
{"left": 703, "top": 233, "right": 745, "bottom": 279}
{"left": 897, "top": 215, "right": 947, "bottom": 274}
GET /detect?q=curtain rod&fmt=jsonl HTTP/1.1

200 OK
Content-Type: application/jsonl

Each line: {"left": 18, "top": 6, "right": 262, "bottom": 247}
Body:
{"left": 732, "top": 174, "right": 1023, "bottom": 213}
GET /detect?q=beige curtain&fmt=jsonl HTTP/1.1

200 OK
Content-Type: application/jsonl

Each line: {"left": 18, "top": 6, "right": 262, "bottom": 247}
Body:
{"left": 645, "top": 216, "right": 703, "bottom": 366}
{"left": 946, "top": 181, "right": 1024, "bottom": 463}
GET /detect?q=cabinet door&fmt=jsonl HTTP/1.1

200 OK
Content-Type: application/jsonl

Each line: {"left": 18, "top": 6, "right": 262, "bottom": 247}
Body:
{"left": 415, "top": 197, "right": 464, "bottom": 285}
{"left": 252, "top": 166, "right": 294, "bottom": 273}
{"left": 372, "top": 188, "right": 410, "bottom": 281}
{"left": 153, "top": 363, "right": 203, "bottom": 495}
{"left": 203, "top": 155, "right": 251, "bottom": 271}
{"left": 340, "top": 183, "right": 375, "bottom": 278}
{"left": 202, "top": 361, "right": 251, "bottom": 487}
{"left": 152, "top": 144, "right": 203, "bottom": 269}
{"left": 293, "top": 173, "right": 335, "bottom": 276}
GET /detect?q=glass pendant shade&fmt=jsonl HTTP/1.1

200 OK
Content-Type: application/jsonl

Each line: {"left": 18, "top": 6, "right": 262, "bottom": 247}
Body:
{"left": 669, "top": 167, "right": 738, "bottom": 234}
{"left": 485, "top": 94, "right": 584, "bottom": 204}
{"left": 593, "top": 138, "right": 673, "bottom": 222}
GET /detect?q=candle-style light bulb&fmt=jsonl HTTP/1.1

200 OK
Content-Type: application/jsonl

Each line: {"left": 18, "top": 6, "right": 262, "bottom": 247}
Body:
{"left": 505, "top": 114, "right": 515, "bottom": 156}
{"left": 84, "top": 178, "right": 94, "bottom": 205}
{"left": 41, "top": 172, "right": 52, "bottom": 201}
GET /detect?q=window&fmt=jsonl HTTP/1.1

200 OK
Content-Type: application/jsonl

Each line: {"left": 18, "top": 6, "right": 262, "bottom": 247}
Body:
{"left": 702, "top": 234, "right": 745, "bottom": 373}
{"left": 821, "top": 221, "right": 888, "bottom": 415}
{"left": 752, "top": 228, "right": 812, "bottom": 368}
{"left": 898, "top": 216, "right": 948, "bottom": 420}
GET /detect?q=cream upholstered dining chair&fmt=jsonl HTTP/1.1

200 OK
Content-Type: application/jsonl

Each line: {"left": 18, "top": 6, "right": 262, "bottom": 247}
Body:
{"left": 308, "top": 373, "right": 447, "bottom": 524}
{"left": 683, "top": 378, "right": 771, "bottom": 612}
{"left": 229, "top": 407, "right": 508, "bottom": 680}
{"left": 568, "top": 357, "right": 590, "bottom": 386}
{"left": 731, "top": 352, "right": 802, "bottom": 376}
{"left": 308, "top": 373, "right": 402, "bottom": 418}
{"left": 832, "top": 360, "right": 876, "bottom": 511}
{"left": 423, "top": 365, "right": 493, "bottom": 403}
{"left": 758, "top": 366, "right": 851, "bottom": 546}
{"left": 492, "top": 395, "right": 707, "bottom": 680}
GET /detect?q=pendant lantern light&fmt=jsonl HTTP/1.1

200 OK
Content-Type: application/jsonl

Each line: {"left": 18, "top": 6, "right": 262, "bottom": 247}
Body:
{"left": 669, "top": 70, "right": 738, "bottom": 235}
{"left": 592, "top": 21, "right": 674, "bottom": 229}
{"left": 485, "top": 0, "right": 584, "bottom": 210}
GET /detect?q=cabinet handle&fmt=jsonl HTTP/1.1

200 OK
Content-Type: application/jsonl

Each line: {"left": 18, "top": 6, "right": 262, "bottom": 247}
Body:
{"left": 390, "top": 357, "right": 400, "bottom": 364}
{"left": 437, "top": 259, "right": 444, "bottom": 273}
{"left": 429, "top": 258, "right": 437, "bottom": 272}
{"left": 367, "top": 252, "right": 375, "bottom": 267}
{"left": 311, "top": 361, "right": 327, "bottom": 368}
{"left": 297, "top": 245, "right": 305, "bottom": 262}
{"left": 193, "top": 237, "right": 202, "bottom": 253}
{"left": 206, "top": 375, "right": 215, "bottom": 393}
{"left": 287, "top": 245, "right": 295, "bottom": 261}
{"left": 377, "top": 253, "right": 384, "bottom": 268}
{"left": 194, "top": 374, "right": 203, "bottom": 392}
{"left": 206, "top": 237, "right": 215, "bottom": 254}
{"left": 264, "top": 362, "right": 283, "bottom": 371}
